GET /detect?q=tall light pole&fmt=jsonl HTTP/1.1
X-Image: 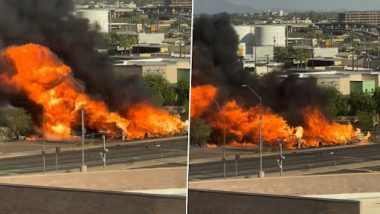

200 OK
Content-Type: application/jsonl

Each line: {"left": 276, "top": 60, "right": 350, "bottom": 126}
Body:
{"left": 242, "top": 84, "right": 264, "bottom": 178}
{"left": 214, "top": 100, "right": 226, "bottom": 179}
{"left": 42, "top": 107, "right": 46, "bottom": 173}
{"left": 67, "top": 76, "right": 87, "bottom": 172}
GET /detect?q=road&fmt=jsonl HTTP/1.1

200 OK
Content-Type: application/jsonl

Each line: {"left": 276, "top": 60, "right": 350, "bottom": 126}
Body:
{"left": 189, "top": 143, "right": 380, "bottom": 180}
{"left": 0, "top": 136, "right": 188, "bottom": 175}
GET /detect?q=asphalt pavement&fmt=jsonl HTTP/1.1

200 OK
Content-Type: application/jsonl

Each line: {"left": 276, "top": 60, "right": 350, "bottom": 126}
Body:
{"left": 0, "top": 136, "right": 188, "bottom": 175}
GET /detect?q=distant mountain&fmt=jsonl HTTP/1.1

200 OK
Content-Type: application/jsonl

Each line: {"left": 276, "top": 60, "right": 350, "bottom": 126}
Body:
{"left": 194, "top": 0, "right": 255, "bottom": 14}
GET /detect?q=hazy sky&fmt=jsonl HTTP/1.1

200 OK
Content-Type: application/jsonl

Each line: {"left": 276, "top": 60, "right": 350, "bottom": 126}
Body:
{"left": 233, "top": 0, "right": 380, "bottom": 11}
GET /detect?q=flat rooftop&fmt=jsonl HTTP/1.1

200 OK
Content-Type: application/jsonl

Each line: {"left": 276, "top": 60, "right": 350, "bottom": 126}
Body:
{"left": 190, "top": 173, "right": 380, "bottom": 196}
{"left": 0, "top": 167, "right": 187, "bottom": 195}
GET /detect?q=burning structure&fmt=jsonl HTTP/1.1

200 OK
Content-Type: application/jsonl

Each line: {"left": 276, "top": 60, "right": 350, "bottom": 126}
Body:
{"left": 0, "top": 0, "right": 185, "bottom": 140}
{"left": 191, "top": 14, "right": 369, "bottom": 148}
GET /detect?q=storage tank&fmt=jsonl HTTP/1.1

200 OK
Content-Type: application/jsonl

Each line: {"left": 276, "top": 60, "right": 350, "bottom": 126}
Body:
{"left": 234, "top": 25, "right": 255, "bottom": 55}
{"left": 76, "top": 9, "right": 110, "bottom": 33}
{"left": 254, "top": 25, "right": 286, "bottom": 47}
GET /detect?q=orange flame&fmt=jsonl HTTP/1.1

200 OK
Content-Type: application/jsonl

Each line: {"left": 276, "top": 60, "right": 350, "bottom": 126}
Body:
{"left": 194, "top": 85, "right": 365, "bottom": 149}
{"left": 191, "top": 85, "right": 217, "bottom": 118}
{"left": 302, "top": 106, "right": 356, "bottom": 146}
{"left": 126, "top": 102, "right": 185, "bottom": 139}
{"left": 1, "top": 44, "right": 183, "bottom": 140}
{"left": 210, "top": 100, "right": 295, "bottom": 147}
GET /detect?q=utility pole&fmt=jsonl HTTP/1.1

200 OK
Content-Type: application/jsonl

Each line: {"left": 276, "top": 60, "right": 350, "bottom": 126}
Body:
{"left": 42, "top": 107, "right": 46, "bottom": 174}
{"left": 242, "top": 85, "right": 264, "bottom": 178}
{"left": 55, "top": 146, "right": 61, "bottom": 172}
{"left": 100, "top": 134, "right": 109, "bottom": 171}
{"left": 68, "top": 75, "right": 87, "bottom": 173}
{"left": 277, "top": 139, "right": 285, "bottom": 177}
{"left": 214, "top": 100, "right": 226, "bottom": 179}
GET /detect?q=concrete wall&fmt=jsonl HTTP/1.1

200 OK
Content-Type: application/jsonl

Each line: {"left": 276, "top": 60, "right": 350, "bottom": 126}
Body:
{"left": 190, "top": 173, "right": 380, "bottom": 196}
{"left": 0, "top": 184, "right": 185, "bottom": 214}
{"left": 188, "top": 190, "right": 360, "bottom": 214}
{"left": 0, "top": 168, "right": 187, "bottom": 192}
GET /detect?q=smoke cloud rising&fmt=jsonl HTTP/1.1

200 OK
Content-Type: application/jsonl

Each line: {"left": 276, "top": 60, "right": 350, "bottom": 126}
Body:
{"left": 0, "top": 0, "right": 149, "bottom": 113}
{"left": 192, "top": 13, "right": 329, "bottom": 125}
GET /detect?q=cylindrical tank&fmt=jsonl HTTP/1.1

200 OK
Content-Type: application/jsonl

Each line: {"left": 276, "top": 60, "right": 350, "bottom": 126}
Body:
{"left": 234, "top": 25, "right": 255, "bottom": 46}
{"left": 254, "top": 25, "right": 286, "bottom": 47}
{"left": 76, "top": 9, "right": 110, "bottom": 33}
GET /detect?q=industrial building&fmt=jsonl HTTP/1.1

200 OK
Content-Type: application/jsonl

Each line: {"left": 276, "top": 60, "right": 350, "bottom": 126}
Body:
{"left": 110, "top": 23, "right": 143, "bottom": 33}
{"left": 287, "top": 38, "right": 318, "bottom": 48}
{"left": 338, "top": 11, "right": 380, "bottom": 25}
{"left": 138, "top": 33, "right": 166, "bottom": 44}
{"left": 113, "top": 58, "right": 190, "bottom": 84}
{"left": 152, "top": 0, "right": 192, "bottom": 7}
{"left": 289, "top": 70, "right": 380, "bottom": 95}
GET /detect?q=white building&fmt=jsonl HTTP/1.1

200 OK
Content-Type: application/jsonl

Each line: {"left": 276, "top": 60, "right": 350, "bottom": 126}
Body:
{"left": 138, "top": 33, "right": 166, "bottom": 44}
{"left": 313, "top": 48, "right": 339, "bottom": 58}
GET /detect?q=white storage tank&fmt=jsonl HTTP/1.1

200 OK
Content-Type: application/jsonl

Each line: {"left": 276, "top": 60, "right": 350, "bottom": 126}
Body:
{"left": 254, "top": 25, "right": 286, "bottom": 47}
{"left": 76, "top": 9, "right": 110, "bottom": 33}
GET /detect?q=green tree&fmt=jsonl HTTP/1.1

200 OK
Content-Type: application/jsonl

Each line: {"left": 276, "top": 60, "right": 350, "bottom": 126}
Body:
{"left": 320, "top": 87, "right": 351, "bottom": 118}
{"left": 336, "top": 95, "right": 351, "bottom": 116}
{"left": 150, "top": 90, "right": 165, "bottom": 107}
{"left": 295, "top": 49, "right": 312, "bottom": 68}
{"left": 190, "top": 118, "right": 212, "bottom": 146}
{"left": 118, "top": 34, "right": 138, "bottom": 55}
{"left": 373, "top": 88, "right": 380, "bottom": 114}
{"left": 357, "top": 111, "right": 374, "bottom": 132}
{"left": 183, "top": 99, "right": 189, "bottom": 119}
{"left": 176, "top": 78, "right": 190, "bottom": 106}
{"left": 349, "top": 92, "right": 376, "bottom": 115}
{"left": 144, "top": 75, "right": 176, "bottom": 106}
{"left": 1, "top": 107, "right": 33, "bottom": 140}
{"left": 320, "top": 87, "right": 339, "bottom": 120}
{"left": 106, "top": 32, "right": 137, "bottom": 55}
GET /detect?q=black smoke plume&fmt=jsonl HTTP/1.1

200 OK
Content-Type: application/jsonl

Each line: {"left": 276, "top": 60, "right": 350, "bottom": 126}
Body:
{"left": 192, "top": 13, "right": 329, "bottom": 125}
{"left": 0, "top": 0, "right": 149, "bottom": 113}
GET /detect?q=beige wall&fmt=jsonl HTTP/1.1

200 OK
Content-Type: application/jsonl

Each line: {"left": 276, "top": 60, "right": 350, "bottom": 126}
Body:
{"left": 190, "top": 173, "right": 380, "bottom": 196}
{"left": 0, "top": 184, "right": 185, "bottom": 214}
{"left": 0, "top": 168, "right": 187, "bottom": 214}
{"left": 0, "top": 168, "right": 187, "bottom": 191}
{"left": 142, "top": 64, "right": 178, "bottom": 84}
{"left": 317, "top": 77, "right": 350, "bottom": 95}
{"left": 176, "top": 60, "right": 190, "bottom": 69}
{"left": 188, "top": 190, "right": 359, "bottom": 214}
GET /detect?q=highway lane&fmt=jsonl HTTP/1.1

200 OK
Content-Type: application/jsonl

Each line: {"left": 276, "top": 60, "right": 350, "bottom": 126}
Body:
{"left": 189, "top": 143, "right": 380, "bottom": 180}
{"left": 0, "top": 136, "right": 188, "bottom": 175}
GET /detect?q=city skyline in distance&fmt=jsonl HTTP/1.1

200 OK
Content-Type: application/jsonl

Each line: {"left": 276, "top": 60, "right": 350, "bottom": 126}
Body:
{"left": 195, "top": 0, "right": 380, "bottom": 14}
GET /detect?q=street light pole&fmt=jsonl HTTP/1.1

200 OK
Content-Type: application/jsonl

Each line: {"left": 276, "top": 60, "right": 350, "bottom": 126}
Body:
{"left": 214, "top": 100, "right": 226, "bottom": 179}
{"left": 66, "top": 75, "right": 87, "bottom": 172}
{"left": 100, "top": 134, "right": 109, "bottom": 171}
{"left": 81, "top": 105, "right": 86, "bottom": 172}
{"left": 42, "top": 107, "right": 46, "bottom": 174}
{"left": 242, "top": 84, "right": 265, "bottom": 178}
